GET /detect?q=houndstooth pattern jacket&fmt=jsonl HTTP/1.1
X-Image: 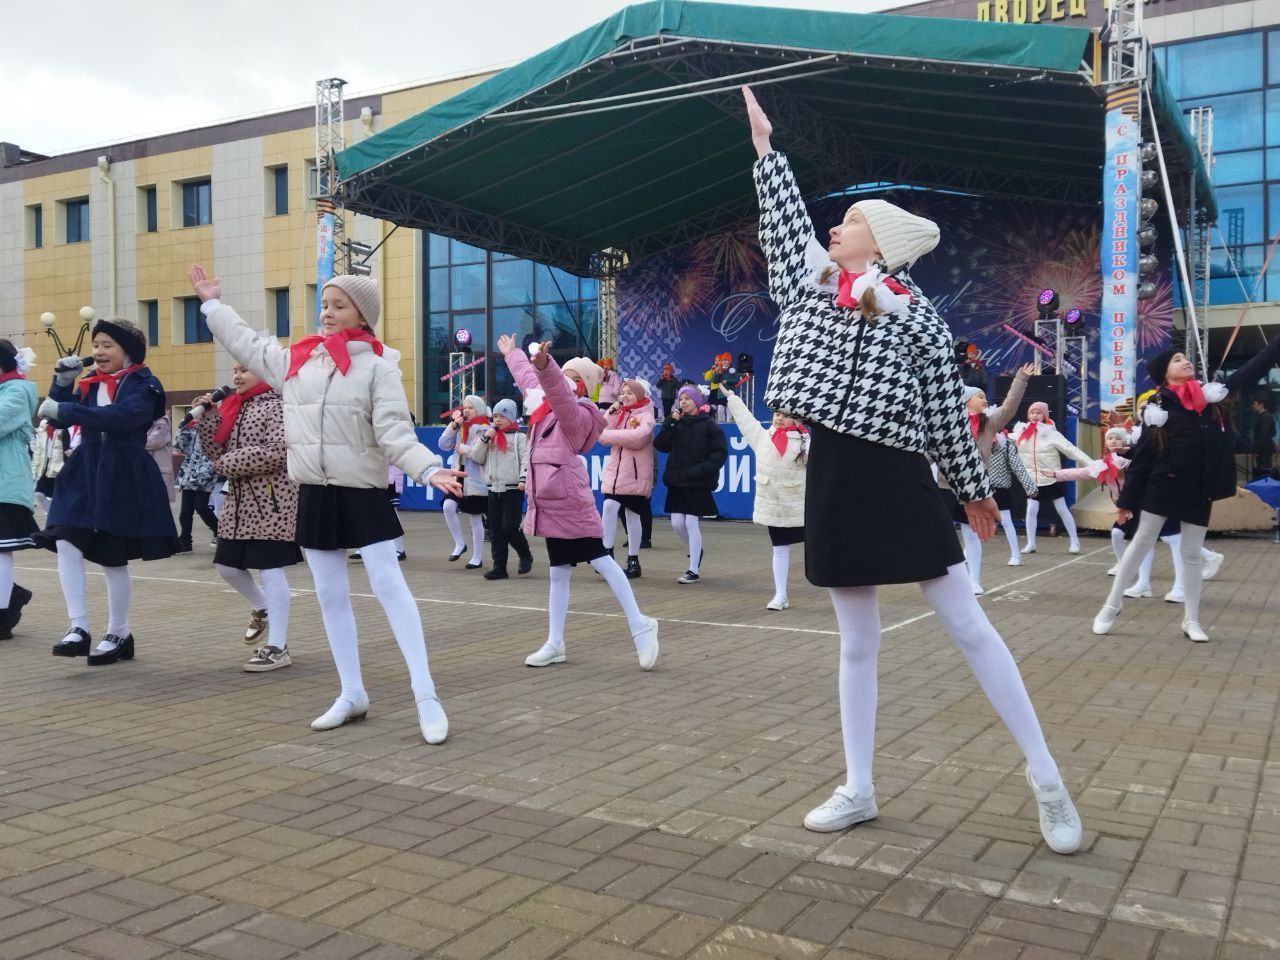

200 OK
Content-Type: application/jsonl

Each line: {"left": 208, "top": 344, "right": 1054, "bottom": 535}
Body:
{"left": 989, "top": 438, "right": 1037, "bottom": 495}
{"left": 755, "top": 152, "right": 992, "bottom": 503}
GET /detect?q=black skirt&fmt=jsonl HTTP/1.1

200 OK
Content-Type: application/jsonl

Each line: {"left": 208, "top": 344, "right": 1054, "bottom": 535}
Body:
{"left": 214, "top": 537, "right": 303, "bottom": 571}
{"left": 546, "top": 536, "right": 608, "bottom": 567}
{"left": 295, "top": 484, "right": 404, "bottom": 551}
{"left": 940, "top": 489, "right": 969, "bottom": 525}
{"left": 1036, "top": 481, "right": 1068, "bottom": 502}
{"left": 604, "top": 493, "right": 650, "bottom": 515}
{"left": 805, "top": 425, "right": 963, "bottom": 587}
{"left": 768, "top": 524, "right": 805, "bottom": 546}
{"left": 993, "top": 485, "right": 1014, "bottom": 512}
{"left": 664, "top": 485, "right": 718, "bottom": 517}
{"left": 39, "top": 525, "right": 180, "bottom": 568}
{"left": 446, "top": 493, "right": 488, "bottom": 515}
{"left": 35, "top": 475, "right": 55, "bottom": 497}
{"left": 0, "top": 504, "right": 39, "bottom": 552}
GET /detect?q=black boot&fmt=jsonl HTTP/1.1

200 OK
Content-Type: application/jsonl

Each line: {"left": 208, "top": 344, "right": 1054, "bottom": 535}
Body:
{"left": 483, "top": 568, "right": 509, "bottom": 580}
{"left": 0, "top": 584, "right": 32, "bottom": 634}
{"left": 176, "top": 537, "right": 193, "bottom": 554}
{"left": 87, "top": 633, "right": 134, "bottom": 666}
{"left": 517, "top": 554, "right": 534, "bottom": 575}
{"left": 625, "top": 556, "right": 641, "bottom": 579}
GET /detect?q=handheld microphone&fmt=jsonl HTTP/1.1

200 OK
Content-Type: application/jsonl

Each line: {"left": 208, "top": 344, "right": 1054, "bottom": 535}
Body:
{"left": 55, "top": 355, "right": 96, "bottom": 369}
{"left": 182, "top": 385, "right": 233, "bottom": 425}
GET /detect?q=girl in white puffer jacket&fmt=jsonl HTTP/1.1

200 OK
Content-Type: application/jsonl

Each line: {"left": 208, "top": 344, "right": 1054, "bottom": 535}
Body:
{"left": 1013, "top": 402, "right": 1094, "bottom": 554}
{"left": 189, "top": 265, "right": 463, "bottom": 746}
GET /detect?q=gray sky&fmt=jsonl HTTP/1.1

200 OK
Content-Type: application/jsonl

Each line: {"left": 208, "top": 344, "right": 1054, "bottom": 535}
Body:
{"left": 9, "top": 0, "right": 915, "bottom": 157}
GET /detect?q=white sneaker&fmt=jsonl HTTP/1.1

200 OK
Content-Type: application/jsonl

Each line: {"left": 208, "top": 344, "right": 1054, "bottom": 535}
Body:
{"left": 1021, "top": 543, "right": 1036, "bottom": 554}
{"left": 1068, "top": 543, "right": 1081, "bottom": 554}
{"left": 1202, "top": 550, "right": 1224, "bottom": 581}
{"left": 1122, "top": 583, "right": 1152, "bottom": 599}
{"left": 766, "top": 596, "right": 790, "bottom": 611}
{"left": 1008, "top": 556, "right": 1023, "bottom": 567}
{"left": 311, "top": 694, "right": 370, "bottom": 731}
{"left": 416, "top": 697, "right": 448, "bottom": 744}
{"left": 1092, "top": 604, "right": 1120, "bottom": 635}
{"left": 525, "top": 641, "right": 566, "bottom": 667}
{"left": 633, "top": 617, "right": 659, "bottom": 671}
{"left": 1106, "top": 565, "right": 1118, "bottom": 576}
{"left": 1025, "top": 767, "right": 1082, "bottom": 854}
{"left": 1182, "top": 621, "right": 1210, "bottom": 643}
{"left": 803, "top": 786, "right": 878, "bottom": 832}
{"left": 1164, "top": 588, "right": 1185, "bottom": 604}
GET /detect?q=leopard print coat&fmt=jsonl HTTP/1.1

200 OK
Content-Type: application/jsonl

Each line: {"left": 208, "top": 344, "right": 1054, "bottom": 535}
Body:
{"left": 196, "top": 391, "right": 298, "bottom": 542}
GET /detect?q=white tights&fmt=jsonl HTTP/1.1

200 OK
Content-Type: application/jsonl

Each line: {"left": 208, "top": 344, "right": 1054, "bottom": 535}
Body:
{"left": 670, "top": 513, "right": 702, "bottom": 574}
{"left": 55, "top": 539, "right": 132, "bottom": 647}
{"left": 771, "top": 545, "right": 790, "bottom": 601}
{"left": 0, "top": 553, "right": 11, "bottom": 608}
{"left": 215, "top": 564, "right": 292, "bottom": 649}
{"left": 829, "top": 563, "right": 1060, "bottom": 795}
{"left": 442, "top": 499, "right": 484, "bottom": 562}
{"left": 960, "top": 524, "right": 983, "bottom": 590}
{"left": 546, "top": 557, "right": 648, "bottom": 648}
{"left": 1024, "top": 496, "right": 1080, "bottom": 550}
{"left": 303, "top": 539, "right": 436, "bottom": 702}
{"left": 998, "top": 509, "right": 1020, "bottom": 561}
{"left": 601, "top": 499, "right": 643, "bottom": 557}
{"left": 1111, "top": 527, "right": 1155, "bottom": 588}
{"left": 1105, "top": 512, "right": 1207, "bottom": 624}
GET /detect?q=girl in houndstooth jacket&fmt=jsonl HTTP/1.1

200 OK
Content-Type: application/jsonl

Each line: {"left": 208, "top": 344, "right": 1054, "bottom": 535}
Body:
{"left": 742, "top": 86, "right": 1080, "bottom": 854}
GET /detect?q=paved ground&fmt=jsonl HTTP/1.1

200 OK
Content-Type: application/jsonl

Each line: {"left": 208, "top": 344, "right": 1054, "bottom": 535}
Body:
{"left": 1, "top": 512, "right": 1278, "bottom": 960}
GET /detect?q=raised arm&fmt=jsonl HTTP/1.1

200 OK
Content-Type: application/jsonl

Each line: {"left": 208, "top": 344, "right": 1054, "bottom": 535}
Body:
{"left": 1224, "top": 331, "right": 1280, "bottom": 396}
{"left": 188, "top": 265, "right": 288, "bottom": 388}
{"left": 533, "top": 354, "right": 603, "bottom": 452}
{"left": 1051, "top": 432, "right": 1095, "bottom": 466}
{"left": 989, "top": 365, "right": 1032, "bottom": 433}
{"left": 724, "top": 390, "right": 769, "bottom": 454}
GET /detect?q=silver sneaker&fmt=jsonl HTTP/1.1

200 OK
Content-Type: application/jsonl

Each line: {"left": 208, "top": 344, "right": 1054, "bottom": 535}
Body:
{"left": 1025, "top": 766, "right": 1082, "bottom": 854}
{"left": 803, "top": 786, "right": 878, "bottom": 833}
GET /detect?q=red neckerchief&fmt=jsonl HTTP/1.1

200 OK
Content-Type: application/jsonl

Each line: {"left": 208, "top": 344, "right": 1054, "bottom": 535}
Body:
{"left": 78, "top": 364, "right": 145, "bottom": 401}
{"left": 836, "top": 271, "right": 912, "bottom": 310}
{"left": 528, "top": 380, "right": 586, "bottom": 427}
{"left": 45, "top": 423, "right": 56, "bottom": 439}
{"left": 771, "top": 424, "right": 807, "bottom": 457}
{"left": 0, "top": 371, "right": 26, "bottom": 383}
{"left": 1168, "top": 380, "right": 1207, "bottom": 414}
{"left": 614, "top": 399, "right": 649, "bottom": 428}
{"left": 286, "top": 328, "right": 383, "bottom": 380}
{"left": 1017, "top": 418, "right": 1053, "bottom": 444}
{"left": 968, "top": 413, "right": 981, "bottom": 438}
{"left": 213, "top": 383, "right": 272, "bottom": 444}
{"left": 494, "top": 423, "right": 518, "bottom": 453}
{"left": 460, "top": 416, "right": 490, "bottom": 445}
{"left": 1096, "top": 451, "right": 1123, "bottom": 486}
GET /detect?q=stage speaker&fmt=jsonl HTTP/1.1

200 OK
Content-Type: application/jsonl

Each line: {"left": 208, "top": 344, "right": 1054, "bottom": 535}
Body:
{"left": 994, "top": 374, "right": 1066, "bottom": 425}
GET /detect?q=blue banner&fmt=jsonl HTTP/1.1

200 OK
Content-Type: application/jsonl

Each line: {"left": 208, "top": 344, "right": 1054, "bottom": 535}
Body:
{"left": 1099, "top": 98, "right": 1141, "bottom": 413}
{"left": 315, "top": 212, "right": 335, "bottom": 332}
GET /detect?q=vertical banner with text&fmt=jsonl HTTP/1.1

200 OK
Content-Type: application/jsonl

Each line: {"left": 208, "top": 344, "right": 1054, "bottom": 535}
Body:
{"left": 315, "top": 211, "right": 335, "bottom": 333}
{"left": 1100, "top": 92, "right": 1140, "bottom": 413}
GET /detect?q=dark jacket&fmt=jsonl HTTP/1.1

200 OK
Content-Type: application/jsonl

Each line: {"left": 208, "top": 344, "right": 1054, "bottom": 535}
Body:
{"left": 1120, "top": 333, "right": 1280, "bottom": 520}
{"left": 657, "top": 376, "right": 679, "bottom": 403}
{"left": 47, "top": 367, "right": 179, "bottom": 540}
{"left": 654, "top": 411, "right": 727, "bottom": 490}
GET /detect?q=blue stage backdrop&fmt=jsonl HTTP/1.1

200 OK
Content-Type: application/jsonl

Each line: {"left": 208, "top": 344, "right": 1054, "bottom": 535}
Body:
{"left": 615, "top": 192, "right": 1175, "bottom": 421}
{"left": 401, "top": 426, "right": 759, "bottom": 519}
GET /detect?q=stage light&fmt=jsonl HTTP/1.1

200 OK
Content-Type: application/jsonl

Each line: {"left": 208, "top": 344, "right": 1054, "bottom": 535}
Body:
{"left": 1140, "top": 198, "right": 1159, "bottom": 222}
{"left": 1139, "top": 254, "right": 1159, "bottom": 276}
{"left": 1140, "top": 142, "right": 1158, "bottom": 164}
{"left": 1063, "top": 307, "right": 1083, "bottom": 325}
{"left": 455, "top": 328, "right": 472, "bottom": 348}
{"left": 1139, "top": 226, "right": 1158, "bottom": 247}
{"left": 1137, "top": 282, "right": 1157, "bottom": 300}
{"left": 347, "top": 261, "right": 372, "bottom": 277}
{"left": 1036, "top": 288, "right": 1058, "bottom": 318}
{"left": 737, "top": 352, "right": 754, "bottom": 374}
{"left": 1141, "top": 170, "right": 1159, "bottom": 192}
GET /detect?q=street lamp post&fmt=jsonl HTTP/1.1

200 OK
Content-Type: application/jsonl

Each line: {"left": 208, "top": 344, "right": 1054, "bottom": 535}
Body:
{"left": 39, "top": 306, "right": 95, "bottom": 358}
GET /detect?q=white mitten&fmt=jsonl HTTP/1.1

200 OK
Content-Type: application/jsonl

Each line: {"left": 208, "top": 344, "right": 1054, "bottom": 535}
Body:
{"left": 1202, "top": 382, "right": 1228, "bottom": 403}
{"left": 1143, "top": 404, "right": 1168, "bottom": 427}
{"left": 38, "top": 397, "right": 61, "bottom": 421}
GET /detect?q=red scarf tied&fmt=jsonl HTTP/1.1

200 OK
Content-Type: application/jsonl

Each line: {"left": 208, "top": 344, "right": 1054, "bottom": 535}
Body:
{"left": 286, "top": 328, "right": 383, "bottom": 380}
{"left": 0, "top": 371, "right": 26, "bottom": 384}
{"left": 1095, "top": 451, "right": 1122, "bottom": 487}
{"left": 614, "top": 399, "right": 649, "bottom": 428}
{"left": 771, "top": 424, "right": 807, "bottom": 457}
{"left": 460, "top": 416, "right": 490, "bottom": 445}
{"left": 529, "top": 380, "right": 587, "bottom": 427}
{"left": 1168, "top": 380, "right": 1207, "bottom": 414}
{"left": 968, "top": 413, "right": 981, "bottom": 438}
{"left": 1017, "top": 418, "right": 1053, "bottom": 444}
{"left": 493, "top": 423, "right": 519, "bottom": 453}
{"left": 835, "top": 271, "right": 912, "bottom": 310}
{"left": 213, "top": 383, "right": 272, "bottom": 444}
{"left": 78, "top": 364, "right": 145, "bottom": 401}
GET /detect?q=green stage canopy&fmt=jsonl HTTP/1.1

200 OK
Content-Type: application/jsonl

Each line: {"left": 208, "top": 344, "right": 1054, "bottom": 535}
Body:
{"left": 337, "top": 0, "right": 1214, "bottom": 276}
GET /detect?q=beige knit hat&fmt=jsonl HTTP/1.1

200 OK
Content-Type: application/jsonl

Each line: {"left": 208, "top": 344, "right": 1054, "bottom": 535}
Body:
{"left": 562, "top": 357, "right": 603, "bottom": 397}
{"left": 848, "top": 200, "right": 940, "bottom": 275}
{"left": 323, "top": 274, "right": 381, "bottom": 328}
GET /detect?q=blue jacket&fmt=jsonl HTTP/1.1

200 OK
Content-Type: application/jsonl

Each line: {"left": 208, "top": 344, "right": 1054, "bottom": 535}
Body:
{"left": 47, "top": 368, "right": 178, "bottom": 539}
{"left": 0, "top": 379, "right": 38, "bottom": 510}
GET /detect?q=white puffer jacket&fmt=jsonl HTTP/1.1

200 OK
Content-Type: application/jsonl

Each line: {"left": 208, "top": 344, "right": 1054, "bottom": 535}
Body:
{"left": 1013, "top": 421, "right": 1093, "bottom": 486}
{"left": 726, "top": 392, "right": 806, "bottom": 528}
{"left": 203, "top": 300, "right": 439, "bottom": 489}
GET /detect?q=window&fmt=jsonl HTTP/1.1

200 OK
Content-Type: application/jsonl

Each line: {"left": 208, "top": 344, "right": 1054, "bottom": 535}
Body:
{"left": 1164, "top": 32, "right": 1263, "bottom": 99}
{"left": 269, "top": 166, "right": 289, "bottom": 216}
{"left": 272, "top": 288, "right": 290, "bottom": 337}
{"left": 304, "top": 159, "right": 319, "bottom": 207}
{"left": 181, "top": 180, "right": 211, "bottom": 227}
{"left": 305, "top": 283, "right": 317, "bottom": 329}
{"left": 140, "top": 186, "right": 157, "bottom": 232}
{"left": 143, "top": 301, "right": 159, "bottom": 346}
{"left": 26, "top": 205, "right": 42, "bottom": 248}
{"left": 64, "top": 198, "right": 89, "bottom": 243}
{"left": 182, "top": 297, "right": 212, "bottom": 344}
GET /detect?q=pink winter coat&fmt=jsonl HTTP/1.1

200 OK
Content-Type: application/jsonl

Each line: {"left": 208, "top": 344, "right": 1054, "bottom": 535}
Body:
{"left": 506, "top": 349, "right": 606, "bottom": 539}
{"left": 599, "top": 404, "right": 655, "bottom": 497}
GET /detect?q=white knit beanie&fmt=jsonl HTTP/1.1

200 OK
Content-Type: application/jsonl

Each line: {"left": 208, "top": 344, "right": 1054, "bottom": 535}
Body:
{"left": 463, "top": 394, "right": 489, "bottom": 418}
{"left": 323, "top": 274, "right": 381, "bottom": 328}
{"left": 850, "top": 200, "right": 940, "bottom": 275}
{"left": 562, "top": 357, "right": 603, "bottom": 397}
{"left": 961, "top": 385, "right": 983, "bottom": 402}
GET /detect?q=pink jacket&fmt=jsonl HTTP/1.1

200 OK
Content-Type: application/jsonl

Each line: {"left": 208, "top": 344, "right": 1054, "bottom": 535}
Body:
{"left": 599, "top": 404, "right": 655, "bottom": 497}
{"left": 1055, "top": 451, "right": 1130, "bottom": 503}
{"left": 506, "top": 349, "right": 606, "bottom": 539}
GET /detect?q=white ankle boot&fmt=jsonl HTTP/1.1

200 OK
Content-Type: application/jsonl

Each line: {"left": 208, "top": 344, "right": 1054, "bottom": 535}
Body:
{"left": 311, "top": 694, "right": 370, "bottom": 731}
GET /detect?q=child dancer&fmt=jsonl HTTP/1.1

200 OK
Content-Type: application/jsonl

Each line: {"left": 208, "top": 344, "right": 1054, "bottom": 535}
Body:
{"left": 497, "top": 335, "right": 659, "bottom": 670}
{"left": 31, "top": 419, "right": 65, "bottom": 516}
{"left": 596, "top": 358, "right": 621, "bottom": 410}
{"left": 654, "top": 385, "right": 727, "bottom": 584}
{"left": 656, "top": 364, "right": 679, "bottom": 420}
{"left": 189, "top": 265, "right": 463, "bottom": 743}
{"left": 469, "top": 398, "right": 534, "bottom": 580}
{"left": 439, "top": 395, "right": 490, "bottom": 568}
{"left": 724, "top": 382, "right": 806, "bottom": 609}
{"left": 599, "top": 378, "right": 656, "bottom": 579}
{"left": 146, "top": 415, "right": 175, "bottom": 506}
{"left": 174, "top": 421, "right": 219, "bottom": 552}
{"left": 38, "top": 319, "right": 180, "bottom": 664}
{"left": 744, "top": 86, "right": 1080, "bottom": 853}
{"left": 193, "top": 364, "right": 301, "bottom": 672}
{"left": 988, "top": 432, "right": 1038, "bottom": 566}
{"left": 1014, "top": 402, "right": 1094, "bottom": 554}
{"left": 0, "top": 342, "right": 38, "bottom": 639}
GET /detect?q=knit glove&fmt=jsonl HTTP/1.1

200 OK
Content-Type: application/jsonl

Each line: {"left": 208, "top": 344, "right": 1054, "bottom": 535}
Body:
{"left": 38, "top": 398, "right": 62, "bottom": 422}
{"left": 53, "top": 355, "right": 84, "bottom": 387}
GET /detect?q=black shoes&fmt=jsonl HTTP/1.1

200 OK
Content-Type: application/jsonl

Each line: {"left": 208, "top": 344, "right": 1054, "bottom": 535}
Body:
{"left": 483, "top": 569, "right": 509, "bottom": 580}
{"left": 448, "top": 548, "right": 465, "bottom": 561}
{"left": 517, "top": 555, "right": 534, "bottom": 575}
{"left": 625, "top": 556, "right": 642, "bottom": 579}
{"left": 640, "top": 539, "right": 653, "bottom": 549}
{"left": 87, "top": 634, "right": 134, "bottom": 666}
{"left": 397, "top": 551, "right": 407, "bottom": 562}
{"left": 0, "top": 584, "right": 32, "bottom": 638}
{"left": 52, "top": 627, "right": 92, "bottom": 657}
{"left": 175, "top": 537, "right": 193, "bottom": 554}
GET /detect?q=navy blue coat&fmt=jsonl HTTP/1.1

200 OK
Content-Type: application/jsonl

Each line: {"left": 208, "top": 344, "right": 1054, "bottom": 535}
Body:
{"left": 48, "top": 368, "right": 178, "bottom": 539}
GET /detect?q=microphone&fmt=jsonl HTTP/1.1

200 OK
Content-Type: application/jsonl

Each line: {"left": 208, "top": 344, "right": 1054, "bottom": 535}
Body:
{"left": 182, "top": 385, "right": 233, "bottom": 425}
{"left": 54, "top": 355, "right": 96, "bottom": 369}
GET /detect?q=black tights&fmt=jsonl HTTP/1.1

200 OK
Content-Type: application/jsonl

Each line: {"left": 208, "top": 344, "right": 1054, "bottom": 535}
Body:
{"left": 179, "top": 489, "right": 218, "bottom": 541}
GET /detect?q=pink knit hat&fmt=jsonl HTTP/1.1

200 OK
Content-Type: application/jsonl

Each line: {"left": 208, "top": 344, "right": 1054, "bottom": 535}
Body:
{"left": 1027, "top": 401, "right": 1052, "bottom": 422}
